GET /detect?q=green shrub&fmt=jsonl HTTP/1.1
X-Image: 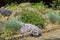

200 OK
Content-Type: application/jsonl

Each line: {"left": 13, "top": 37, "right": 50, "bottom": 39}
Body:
{"left": 0, "top": 30, "right": 13, "bottom": 38}
{"left": 20, "top": 10, "right": 46, "bottom": 29}
{"left": 32, "top": 2, "right": 46, "bottom": 11}
{"left": 4, "top": 19, "right": 22, "bottom": 32}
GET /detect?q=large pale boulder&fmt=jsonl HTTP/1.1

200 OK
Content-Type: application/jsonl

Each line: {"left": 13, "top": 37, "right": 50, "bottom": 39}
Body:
{"left": 20, "top": 23, "right": 42, "bottom": 37}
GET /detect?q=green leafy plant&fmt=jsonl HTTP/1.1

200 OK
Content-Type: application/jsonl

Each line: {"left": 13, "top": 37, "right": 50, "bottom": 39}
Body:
{"left": 20, "top": 10, "right": 46, "bottom": 29}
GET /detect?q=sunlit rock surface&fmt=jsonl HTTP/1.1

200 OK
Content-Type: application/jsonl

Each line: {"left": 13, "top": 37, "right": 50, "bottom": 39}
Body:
{"left": 20, "top": 23, "right": 42, "bottom": 37}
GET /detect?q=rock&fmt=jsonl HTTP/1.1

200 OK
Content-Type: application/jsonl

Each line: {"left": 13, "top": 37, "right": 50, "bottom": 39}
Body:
{"left": 0, "top": 14, "right": 8, "bottom": 22}
{"left": 0, "top": 8, "right": 12, "bottom": 16}
{"left": 20, "top": 23, "right": 42, "bottom": 37}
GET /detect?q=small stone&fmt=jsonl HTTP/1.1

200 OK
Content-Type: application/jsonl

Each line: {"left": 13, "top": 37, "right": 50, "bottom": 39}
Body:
{"left": 0, "top": 8, "right": 12, "bottom": 16}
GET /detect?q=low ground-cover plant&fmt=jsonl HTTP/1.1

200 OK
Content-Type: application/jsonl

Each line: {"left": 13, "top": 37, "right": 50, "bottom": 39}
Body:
{"left": 20, "top": 10, "right": 46, "bottom": 29}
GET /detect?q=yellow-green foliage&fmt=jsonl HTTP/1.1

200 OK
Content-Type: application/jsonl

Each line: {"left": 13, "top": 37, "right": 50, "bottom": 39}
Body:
{"left": 32, "top": 2, "right": 46, "bottom": 12}
{"left": 0, "top": 30, "right": 13, "bottom": 38}
{"left": 4, "top": 3, "right": 19, "bottom": 11}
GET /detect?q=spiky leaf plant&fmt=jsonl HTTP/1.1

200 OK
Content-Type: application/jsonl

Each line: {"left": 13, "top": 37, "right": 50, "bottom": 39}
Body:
{"left": 4, "top": 19, "right": 22, "bottom": 33}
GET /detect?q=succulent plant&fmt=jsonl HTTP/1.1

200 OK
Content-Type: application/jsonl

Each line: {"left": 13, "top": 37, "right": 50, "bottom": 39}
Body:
{"left": 49, "top": 13, "right": 60, "bottom": 23}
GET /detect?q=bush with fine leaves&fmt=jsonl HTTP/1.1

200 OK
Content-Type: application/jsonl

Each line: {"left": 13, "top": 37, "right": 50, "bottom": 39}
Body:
{"left": 4, "top": 19, "right": 22, "bottom": 31}
{"left": 20, "top": 10, "right": 46, "bottom": 29}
